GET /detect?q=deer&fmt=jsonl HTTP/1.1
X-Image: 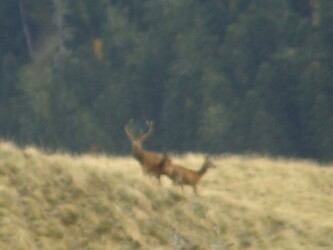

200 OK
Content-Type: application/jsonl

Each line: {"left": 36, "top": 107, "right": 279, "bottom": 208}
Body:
{"left": 124, "top": 119, "right": 165, "bottom": 182}
{"left": 160, "top": 154, "right": 216, "bottom": 195}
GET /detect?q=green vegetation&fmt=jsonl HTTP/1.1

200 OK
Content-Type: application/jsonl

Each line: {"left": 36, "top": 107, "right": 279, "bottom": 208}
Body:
{"left": 0, "top": 141, "right": 332, "bottom": 249}
{"left": 0, "top": 1, "right": 333, "bottom": 160}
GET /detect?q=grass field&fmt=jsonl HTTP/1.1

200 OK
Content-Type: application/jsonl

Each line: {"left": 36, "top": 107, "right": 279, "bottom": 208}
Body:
{"left": 0, "top": 141, "right": 332, "bottom": 249}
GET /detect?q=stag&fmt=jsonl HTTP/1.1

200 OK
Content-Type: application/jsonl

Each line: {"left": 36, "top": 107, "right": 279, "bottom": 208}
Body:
{"left": 124, "top": 119, "right": 165, "bottom": 181}
{"left": 160, "top": 154, "right": 216, "bottom": 195}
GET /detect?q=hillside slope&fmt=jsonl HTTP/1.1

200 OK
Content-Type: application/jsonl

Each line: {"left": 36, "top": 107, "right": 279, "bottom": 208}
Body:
{"left": 0, "top": 142, "right": 332, "bottom": 249}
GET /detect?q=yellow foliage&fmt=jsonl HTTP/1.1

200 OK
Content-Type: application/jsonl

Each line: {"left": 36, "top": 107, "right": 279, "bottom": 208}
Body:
{"left": 229, "top": 0, "right": 238, "bottom": 12}
{"left": 310, "top": 0, "right": 320, "bottom": 26}
{"left": 0, "top": 142, "right": 332, "bottom": 249}
{"left": 92, "top": 38, "right": 103, "bottom": 60}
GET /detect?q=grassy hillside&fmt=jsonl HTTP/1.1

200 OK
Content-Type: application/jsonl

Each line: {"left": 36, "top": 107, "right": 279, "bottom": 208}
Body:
{"left": 0, "top": 141, "right": 332, "bottom": 250}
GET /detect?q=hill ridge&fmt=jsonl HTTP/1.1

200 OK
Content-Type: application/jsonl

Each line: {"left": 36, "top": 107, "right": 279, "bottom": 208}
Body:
{"left": 0, "top": 141, "right": 332, "bottom": 249}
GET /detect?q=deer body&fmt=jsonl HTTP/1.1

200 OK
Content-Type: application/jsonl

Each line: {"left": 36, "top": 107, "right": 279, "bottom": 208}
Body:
{"left": 162, "top": 155, "right": 216, "bottom": 195}
{"left": 125, "top": 120, "right": 164, "bottom": 181}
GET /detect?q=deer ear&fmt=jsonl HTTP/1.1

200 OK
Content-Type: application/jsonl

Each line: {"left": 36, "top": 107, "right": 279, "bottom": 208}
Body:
{"left": 163, "top": 152, "right": 171, "bottom": 161}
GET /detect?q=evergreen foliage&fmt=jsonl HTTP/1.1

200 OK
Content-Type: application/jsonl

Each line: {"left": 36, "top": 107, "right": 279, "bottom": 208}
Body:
{"left": 0, "top": 0, "right": 332, "bottom": 160}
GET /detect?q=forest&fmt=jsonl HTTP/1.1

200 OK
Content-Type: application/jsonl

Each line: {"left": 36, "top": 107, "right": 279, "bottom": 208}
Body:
{"left": 0, "top": 0, "right": 332, "bottom": 161}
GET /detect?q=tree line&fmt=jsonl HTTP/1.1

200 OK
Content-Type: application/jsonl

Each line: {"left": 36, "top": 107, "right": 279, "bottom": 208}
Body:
{"left": 0, "top": 0, "right": 333, "bottom": 161}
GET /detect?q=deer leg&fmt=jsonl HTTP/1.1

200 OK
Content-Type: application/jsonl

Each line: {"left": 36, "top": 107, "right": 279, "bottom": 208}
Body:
{"left": 193, "top": 185, "right": 199, "bottom": 196}
{"left": 142, "top": 168, "right": 148, "bottom": 176}
{"left": 174, "top": 174, "right": 182, "bottom": 185}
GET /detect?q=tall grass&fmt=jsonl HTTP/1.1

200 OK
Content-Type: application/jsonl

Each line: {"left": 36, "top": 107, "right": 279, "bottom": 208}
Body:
{"left": 0, "top": 141, "right": 332, "bottom": 249}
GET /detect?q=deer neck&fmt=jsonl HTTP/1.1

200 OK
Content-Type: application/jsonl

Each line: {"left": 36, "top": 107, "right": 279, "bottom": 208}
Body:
{"left": 197, "top": 164, "right": 209, "bottom": 176}
{"left": 132, "top": 143, "right": 145, "bottom": 162}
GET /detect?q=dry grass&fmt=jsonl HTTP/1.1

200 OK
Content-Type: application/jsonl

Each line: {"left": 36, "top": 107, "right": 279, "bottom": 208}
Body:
{"left": 0, "top": 141, "right": 332, "bottom": 249}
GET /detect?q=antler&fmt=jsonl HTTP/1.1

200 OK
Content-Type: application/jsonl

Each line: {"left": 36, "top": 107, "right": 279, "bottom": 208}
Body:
{"left": 124, "top": 119, "right": 135, "bottom": 141}
{"left": 204, "top": 155, "right": 217, "bottom": 168}
{"left": 124, "top": 119, "right": 154, "bottom": 142}
{"left": 138, "top": 120, "right": 154, "bottom": 142}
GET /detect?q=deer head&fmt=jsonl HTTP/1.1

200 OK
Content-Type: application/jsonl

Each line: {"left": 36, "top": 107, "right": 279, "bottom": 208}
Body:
{"left": 125, "top": 119, "right": 153, "bottom": 144}
{"left": 197, "top": 156, "right": 216, "bottom": 176}
{"left": 159, "top": 152, "right": 173, "bottom": 174}
{"left": 202, "top": 156, "right": 217, "bottom": 169}
{"left": 124, "top": 119, "right": 154, "bottom": 158}
{"left": 159, "top": 152, "right": 172, "bottom": 166}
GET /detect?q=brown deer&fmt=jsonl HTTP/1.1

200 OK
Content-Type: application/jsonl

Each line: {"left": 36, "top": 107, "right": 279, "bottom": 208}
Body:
{"left": 124, "top": 119, "right": 165, "bottom": 182}
{"left": 160, "top": 154, "right": 216, "bottom": 195}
